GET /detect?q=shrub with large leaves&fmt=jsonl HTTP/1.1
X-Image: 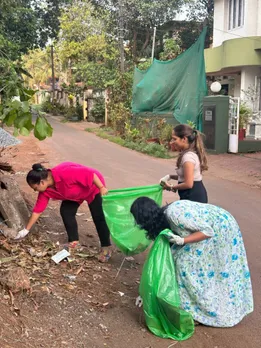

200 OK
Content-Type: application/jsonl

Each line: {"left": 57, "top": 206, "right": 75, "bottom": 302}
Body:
{"left": 0, "top": 62, "right": 53, "bottom": 141}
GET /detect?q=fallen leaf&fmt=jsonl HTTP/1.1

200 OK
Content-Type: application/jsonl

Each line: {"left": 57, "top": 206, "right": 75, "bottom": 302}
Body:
{"left": 0, "top": 255, "right": 18, "bottom": 264}
{"left": 63, "top": 284, "right": 76, "bottom": 291}
{"left": 75, "top": 253, "right": 93, "bottom": 258}
{"left": 93, "top": 274, "right": 102, "bottom": 281}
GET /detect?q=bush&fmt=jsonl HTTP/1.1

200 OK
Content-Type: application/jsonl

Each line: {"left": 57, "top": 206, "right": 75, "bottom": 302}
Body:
{"left": 90, "top": 98, "right": 105, "bottom": 123}
{"left": 108, "top": 102, "right": 131, "bottom": 135}
{"left": 41, "top": 96, "right": 83, "bottom": 121}
{"left": 239, "top": 103, "right": 252, "bottom": 129}
{"left": 41, "top": 98, "right": 53, "bottom": 113}
{"left": 76, "top": 104, "right": 84, "bottom": 120}
{"left": 86, "top": 128, "right": 170, "bottom": 159}
{"left": 159, "top": 123, "right": 173, "bottom": 145}
{"left": 41, "top": 98, "right": 66, "bottom": 116}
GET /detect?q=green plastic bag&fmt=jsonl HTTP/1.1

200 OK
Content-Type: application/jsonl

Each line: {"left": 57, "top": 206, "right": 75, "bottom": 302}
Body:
{"left": 102, "top": 185, "right": 162, "bottom": 256}
{"left": 139, "top": 229, "right": 194, "bottom": 341}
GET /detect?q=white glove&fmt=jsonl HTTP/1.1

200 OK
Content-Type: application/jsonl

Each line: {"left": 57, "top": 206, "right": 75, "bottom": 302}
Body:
{"left": 168, "top": 233, "right": 185, "bottom": 245}
{"left": 159, "top": 174, "right": 170, "bottom": 184}
{"left": 14, "top": 228, "right": 29, "bottom": 240}
{"left": 135, "top": 296, "right": 143, "bottom": 308}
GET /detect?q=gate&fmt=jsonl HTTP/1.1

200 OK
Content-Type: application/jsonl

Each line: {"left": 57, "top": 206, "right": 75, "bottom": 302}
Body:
{"left": 228, "top": 97, "right": 240, "bottom": 153}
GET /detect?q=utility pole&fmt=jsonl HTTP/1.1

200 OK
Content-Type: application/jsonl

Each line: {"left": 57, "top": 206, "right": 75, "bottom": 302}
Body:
{"left": 118, "top": 0, "right": 125, "bottom": 73}
{"left": 50, "top": 45, "right": 55, "bottom": 104}
{"left": 151, "top": 27, "right": 157, "bottom": 62}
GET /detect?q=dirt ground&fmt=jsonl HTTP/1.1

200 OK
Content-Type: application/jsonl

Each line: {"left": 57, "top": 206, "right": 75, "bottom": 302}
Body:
{"left": 0, "top": 136, "right": 145, "bottom": 348}
{"left": 0, "top": 124, "right": 260, "bottom": 348}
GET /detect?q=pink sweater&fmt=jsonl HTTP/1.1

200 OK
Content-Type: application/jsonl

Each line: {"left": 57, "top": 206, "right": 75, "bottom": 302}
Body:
{"left": 33, "top": 162, "right": 105, "bottom": 213}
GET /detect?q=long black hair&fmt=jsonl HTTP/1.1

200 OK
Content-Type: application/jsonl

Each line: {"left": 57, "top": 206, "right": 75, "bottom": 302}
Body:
{"left": 130, "top": 197, "right": 170, "bottom": 240}
{"left": 26, "top": 163, "right": 48, "bottom": 185}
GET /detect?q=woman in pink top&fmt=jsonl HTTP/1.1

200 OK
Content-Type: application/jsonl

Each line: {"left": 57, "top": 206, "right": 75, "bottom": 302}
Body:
{"left": 160, "top": 124, "right": 208, "bottom": 203}
{"left": 15, "top": 162, "right": 112, "bottom": 262}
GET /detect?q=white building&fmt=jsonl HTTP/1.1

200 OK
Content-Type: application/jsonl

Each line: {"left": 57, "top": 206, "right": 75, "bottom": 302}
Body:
{"left": 205, "top": 0, "right": 261, "bottom": 128}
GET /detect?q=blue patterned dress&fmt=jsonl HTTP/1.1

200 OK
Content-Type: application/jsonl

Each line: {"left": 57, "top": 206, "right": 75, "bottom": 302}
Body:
{"left": 164, "top": 200, "right": 253, "bottom": 327}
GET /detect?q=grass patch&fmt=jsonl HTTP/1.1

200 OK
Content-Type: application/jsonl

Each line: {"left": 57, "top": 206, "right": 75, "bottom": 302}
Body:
{"left": 85, "top": 127, "right": 170, "bottom": 159}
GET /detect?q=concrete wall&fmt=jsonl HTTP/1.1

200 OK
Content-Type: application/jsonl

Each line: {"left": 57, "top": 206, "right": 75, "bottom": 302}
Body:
{"left": 238, "top": 139, "right": 261, "bottom": 152}
{"left": 240, "top": 66, "right": 261, "bottom": 103}
{"left": 213, "top": 0, "right": 226, "bottom": 47}
{"left": 204, "top": 37, "right": 261, "bottom": 73}
{"left": 213, "top": 0, "right": 261, "bottom": 48}
{"left": 233, "top": 74, "right": 242, "bottom": 97}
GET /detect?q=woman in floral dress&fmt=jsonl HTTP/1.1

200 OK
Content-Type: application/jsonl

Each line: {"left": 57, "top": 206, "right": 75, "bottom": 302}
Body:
{"left": 131, "top": 197, "right": 253, "bottom": 327}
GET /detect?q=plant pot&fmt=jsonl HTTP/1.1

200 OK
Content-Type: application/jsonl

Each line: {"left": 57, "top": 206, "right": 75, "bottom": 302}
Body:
{"left": 146, "top": 138, "right": 160, "bottom": 144}
{"left": 238, "top": 128, "right": 246, "bottom": 140}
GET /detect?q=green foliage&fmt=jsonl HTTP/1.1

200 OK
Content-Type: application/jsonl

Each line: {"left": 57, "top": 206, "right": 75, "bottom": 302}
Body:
{"left": 91, "top": 0, "right": 187, "bottom": 60}
{"left": 239, "top": 103, "right": 252, "bottom": 129}
{"left": 0, "top": 1, "right": 70, "bottom": 141}
{"left": 75, "top": 61, "right": 117, "bottom": 90}
{"left": 108, "top": 102, "right": 132, "bottom": 135}
{"left": 137, "top": 60, "right": 152, "bottom": 71}
{"left": 159, "top": 39, "right": 181, "bottom": 61}
{"left": 0, "top": 60, "right": 53, "bottom": 140}
{"left": 133, "top": 117, "right": 173, "bottom": 142}
{"left": 86, "top": 127, "right": 170, "bottom": 158}
{"left": 22, "top": 47, "right": 61, "bottom": 89}
{"left": 178, "top": 21, "right": 202, "bottom": 50}
{"left": 75, "top": 104, "right": 84, "bottom": 120}
{"left": 90, "top": 98, "right": 105, "bottom": 123}
{"left": 105, "top": 71, "right": 134, "bottom": 135}
{"left": 57, "top": 0, "right": 118, "bottom": 88}
{"left": 0, "top": 0, "right": 71, "bottom": 56}
{"left": 159, "top": 123, "right": 173, "bottom": 144}
{"left": 41, "top": 99, "right": 56, "bottom": 113}
{"left": 40, "top": 96, "right": 83, "bottom": 120}
{"left": 107, "top": 71, "right": 134, "bottom": 130}
{"left": 124, "top": 122, "right": 141, "bottom": 142}
{"left": 187, "top": 0, "right": 214, "bottom": 48}
{"left": 34, "top": 115, "right": 53, "bottom": 140}
{"left": 32, "top": 0, "right": 73, "bottom": 48}
{"left": 187, "top": 120, "right": 196, "bottom": 128}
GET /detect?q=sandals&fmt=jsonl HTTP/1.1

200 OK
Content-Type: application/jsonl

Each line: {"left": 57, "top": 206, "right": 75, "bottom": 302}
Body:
{"left": 97, "top": 247, "right": 112, "bottom": 263}
{"left": 63, "top": 241, "right": 82, "bottom": 250}
{"left": 62, "top": 242, "right": 112, "bottom": 262}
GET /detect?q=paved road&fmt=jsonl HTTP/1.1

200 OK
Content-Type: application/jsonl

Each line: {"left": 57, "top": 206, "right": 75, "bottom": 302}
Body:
{"left": 40, "top": 117, "right": 261, "bottom": 348}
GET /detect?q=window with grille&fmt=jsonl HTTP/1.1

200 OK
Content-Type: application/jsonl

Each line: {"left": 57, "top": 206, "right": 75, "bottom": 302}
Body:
{"left": 228, "top": 0, "right": 245, "bottom": 30}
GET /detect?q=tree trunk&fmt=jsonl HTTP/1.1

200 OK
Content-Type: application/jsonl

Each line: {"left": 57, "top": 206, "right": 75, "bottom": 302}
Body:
{"left": 132, "top": 30, "right": 137, "bottom": 63}
{"left": 142, "top": 28, "right": 150, "bottom": 51}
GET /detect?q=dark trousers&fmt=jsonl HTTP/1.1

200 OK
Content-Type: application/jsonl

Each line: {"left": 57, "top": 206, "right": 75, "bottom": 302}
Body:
{"left": 60, "top": 194, "right": 111, "bottom": 247}
{"left": 178, "top": 181, "right": 208, "bottom": 203}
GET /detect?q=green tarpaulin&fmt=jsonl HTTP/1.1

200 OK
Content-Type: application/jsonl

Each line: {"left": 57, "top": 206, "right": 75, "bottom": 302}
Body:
{"left": 132, "top": 28, "right": 207, "bottom": 128}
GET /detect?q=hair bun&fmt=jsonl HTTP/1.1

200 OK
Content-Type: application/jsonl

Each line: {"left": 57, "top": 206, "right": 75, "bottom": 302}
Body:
{"left": 32, "top": 163, "right": 44, "bottom": 172}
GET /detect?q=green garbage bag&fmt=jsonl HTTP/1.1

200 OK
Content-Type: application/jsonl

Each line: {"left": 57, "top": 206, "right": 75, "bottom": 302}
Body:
{"left": 102, "top": 185, "right": 162, "bottom": 255}
{"left": 139, "top": 229, "right": 194, "bottom": 341}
